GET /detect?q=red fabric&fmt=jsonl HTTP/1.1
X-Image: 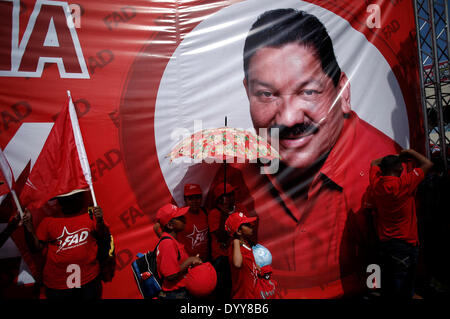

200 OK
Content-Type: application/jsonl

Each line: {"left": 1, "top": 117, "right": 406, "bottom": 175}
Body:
{"left": 369, "top": 165, "right": 424, "bottom": 245}
{"left": 176, "top": 208, "right": 209, "bottom": 261}
{"left": 212, "top": 112, "right": 401, "bottom": 298}
{"left": 229, "top": 243, "right": 260, "bottom": 299}
{"left": 36, "top": 212, "right": 100, "bottom": 289}
{"left": 185, "top": 262, "right": 217, "bottom": 297}
{"left": 20, "top": 101, "right": 88, "bottom": 210}
{"left": 156, "top": 232, "right": 189, "bottom": 291}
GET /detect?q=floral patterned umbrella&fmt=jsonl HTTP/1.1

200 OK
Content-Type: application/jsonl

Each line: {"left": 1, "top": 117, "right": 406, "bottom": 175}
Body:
{"left": 167, "top": 123, "right": 280, "bottom": 194}
{"left": 167, "top": 126, "right": 280, "bottom": 162}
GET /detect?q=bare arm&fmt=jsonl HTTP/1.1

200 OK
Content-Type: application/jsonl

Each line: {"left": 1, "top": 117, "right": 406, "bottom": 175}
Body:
{"left": 22, "top": 210, "right": 44, "bottom": 253}
{"left": 165, "top": 255, "right": 202, "bottom": 281}
{"left": 371, "top": 157, "right": 383, "bottom": 167}
{"left": 400, "top": 149, "right": 433, "bottom": 175}
{"left": 231, "top": 239, "right": 243, "bottom": 268}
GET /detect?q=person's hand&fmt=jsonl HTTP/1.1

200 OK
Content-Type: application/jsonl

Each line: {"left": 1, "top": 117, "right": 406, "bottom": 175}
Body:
{"left": 8, "top": 212, "right": 22, "bottom": 229}
{"left": 21, "top": 209, "right": 33, "bottom": 232}
{"left": 187, "top": 255, "right": 202, "bottom": 267}
{"left": 92, "top": 206, "right": 104, "bottom": 223}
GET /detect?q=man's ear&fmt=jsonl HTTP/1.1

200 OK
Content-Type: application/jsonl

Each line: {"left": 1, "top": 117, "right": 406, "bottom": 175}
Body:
{"left": 243, "top": 78, "right": 250, "bottom": 99}
{"left": 338, "top": 72, "right": 351, "bottom": 113}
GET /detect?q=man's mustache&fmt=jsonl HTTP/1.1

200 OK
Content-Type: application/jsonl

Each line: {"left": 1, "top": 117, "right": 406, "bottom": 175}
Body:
{"left": 270, "top": 122, "right": 320, "bottom": 139}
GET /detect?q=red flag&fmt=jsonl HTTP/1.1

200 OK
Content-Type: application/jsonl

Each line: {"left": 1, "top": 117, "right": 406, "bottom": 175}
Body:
{"left": 20, "top": 101, "right": 89, "bottom": 210}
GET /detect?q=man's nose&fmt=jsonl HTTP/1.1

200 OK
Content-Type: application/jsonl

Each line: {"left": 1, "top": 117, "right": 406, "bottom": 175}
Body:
{"left": 275, "top": 94, "right": 306, "bottom": 127}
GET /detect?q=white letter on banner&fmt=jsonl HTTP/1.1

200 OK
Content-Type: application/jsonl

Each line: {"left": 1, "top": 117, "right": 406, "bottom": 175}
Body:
{"left": 366, "top": 4, "right": 381, "bottom": 29}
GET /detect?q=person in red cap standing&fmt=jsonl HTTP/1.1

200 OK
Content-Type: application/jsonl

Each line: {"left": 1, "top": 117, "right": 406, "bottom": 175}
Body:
{"left": 155, "top": 203, "right": 202, "bottom": 299}
{"left": 178, "top": 184, "right": 209, "bottom": 261}
{"left": 154, "top": 184, "right": 209, "bottom": 261}
{"left": 208, "top": 183, "right": 253, "bottom": 298}
{"left": 225, "top": 212, "right": 261, "bottom": 299}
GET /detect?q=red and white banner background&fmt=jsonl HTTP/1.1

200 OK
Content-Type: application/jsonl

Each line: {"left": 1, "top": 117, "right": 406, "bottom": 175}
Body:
{"left": 0, "top": 0, "right": 423, "bottom": 298}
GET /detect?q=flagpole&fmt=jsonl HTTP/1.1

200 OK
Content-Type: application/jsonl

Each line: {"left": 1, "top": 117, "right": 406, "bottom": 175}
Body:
{"left": 67, "top": 91, "right": 98, "bottom": 207}
{"left": 11, "top": 190, "right": 24, "bottom": 218}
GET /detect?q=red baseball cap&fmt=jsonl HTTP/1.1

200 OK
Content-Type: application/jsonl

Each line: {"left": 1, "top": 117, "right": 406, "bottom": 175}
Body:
{"left": 225, "top": 212, "right": 257, "bottom": 235}
{"left": 213, "top": 183, "right": 235, "bottom": 200}
{"left": 185, "top": 262, "right": 217, "bottom": 297}
{"left": 184, "top": 183, "right": 202, "bottom": 196}
{"left": 156, "top": 203, "right": 189, "bottom": 227}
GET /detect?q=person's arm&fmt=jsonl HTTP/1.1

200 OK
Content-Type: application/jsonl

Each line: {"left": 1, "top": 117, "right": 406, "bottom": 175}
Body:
{"left": 231, "top": 239, "right": 243, "bottom": 268}
{"left": 165, "top": 255, "right": 202, "bottom": 281}
{"left": 400, "top": 149, "right": 433, "bottom": 175}
{"left": 92, "top": 206, "right": 108, "bottom": 238}
{"left": 371, "top": 157, "right": 383, "bottom": 167}
{"left": 0, "top": 213, "right": 21, "bottom": 248}
{"left": 21, "top": 209, "right": 45, "bottom": 253}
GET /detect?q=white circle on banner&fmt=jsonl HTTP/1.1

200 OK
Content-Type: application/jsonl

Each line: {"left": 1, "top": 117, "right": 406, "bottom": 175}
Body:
{"left": 154, "top": 0, "right": 409, "bottom": 204}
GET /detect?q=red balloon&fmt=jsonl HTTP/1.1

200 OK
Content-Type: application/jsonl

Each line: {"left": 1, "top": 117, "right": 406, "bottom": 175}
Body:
{"left": 185, "top": 262, "right": 217, "bottom": 297}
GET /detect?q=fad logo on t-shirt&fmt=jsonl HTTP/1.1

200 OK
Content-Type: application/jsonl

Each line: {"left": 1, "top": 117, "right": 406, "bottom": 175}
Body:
{"left": 186, "top": 225, "right": 208, "bottom": 249}
{"left": 56, "top": 226, "right": 90, "bottom": 253}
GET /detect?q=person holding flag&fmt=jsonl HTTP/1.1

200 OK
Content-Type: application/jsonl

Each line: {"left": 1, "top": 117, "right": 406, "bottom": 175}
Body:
{"left": 22, "top": 189, "right": 108, "bottom": 299}
{"left": 17, "top": 91, "right": 113, "bottom": 299}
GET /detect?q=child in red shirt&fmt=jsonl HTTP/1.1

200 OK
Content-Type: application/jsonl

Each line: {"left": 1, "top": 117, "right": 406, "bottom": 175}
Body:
{"left": 225, "top": 212, "right": 261, "bottom": 299}
{"left": 154, "top": 184, "right": 209, "bottom": 262}
{"left": 155, "top": 203, "right": 202, "bottom": 299}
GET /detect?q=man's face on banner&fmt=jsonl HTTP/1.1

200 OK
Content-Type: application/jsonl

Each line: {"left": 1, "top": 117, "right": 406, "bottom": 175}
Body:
{"left": 245, "top": 43, "right": 351, "bottom": 169}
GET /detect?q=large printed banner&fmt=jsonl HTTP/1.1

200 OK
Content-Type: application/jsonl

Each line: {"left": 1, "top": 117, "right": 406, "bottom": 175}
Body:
{"left": 0, "top": 0, "right": 423, "bottom": 298}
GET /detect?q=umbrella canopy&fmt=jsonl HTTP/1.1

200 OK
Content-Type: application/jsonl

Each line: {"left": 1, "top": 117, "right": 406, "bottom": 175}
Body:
{"left": 167, "top": 127, "right": 280, "bottom": 162}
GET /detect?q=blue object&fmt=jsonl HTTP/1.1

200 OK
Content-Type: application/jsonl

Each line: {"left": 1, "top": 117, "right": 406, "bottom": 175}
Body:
{"left": 252, "top": 244, "right": 272, "bottom": 267}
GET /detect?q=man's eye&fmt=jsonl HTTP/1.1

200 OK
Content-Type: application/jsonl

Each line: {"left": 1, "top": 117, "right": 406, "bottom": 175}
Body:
{"left": 303, "top": 90, "right": 319, "bottom": 96}
{"left": 257, "top": 91, "right": 273, "bottom": 98}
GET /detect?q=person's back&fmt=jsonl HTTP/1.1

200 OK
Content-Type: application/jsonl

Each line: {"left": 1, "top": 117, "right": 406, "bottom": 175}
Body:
{"left": 369, "top": 149, "right": 432, "bottom": 299}
{"left": 370, "top": 152, "right": 429, "bottom": 245}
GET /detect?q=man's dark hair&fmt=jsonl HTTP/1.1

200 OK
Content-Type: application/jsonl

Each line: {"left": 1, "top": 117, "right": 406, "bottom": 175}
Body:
{"left": 379, "top": 155, "right": 402, "bottom": 176}
{"left": 243, "top": 8, "right": 341, "bottom": 87}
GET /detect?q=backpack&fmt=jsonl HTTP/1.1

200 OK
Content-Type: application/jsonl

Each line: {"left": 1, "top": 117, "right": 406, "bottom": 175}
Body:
{"left": 131, "top": 236, "right": 179, "bottom": 299}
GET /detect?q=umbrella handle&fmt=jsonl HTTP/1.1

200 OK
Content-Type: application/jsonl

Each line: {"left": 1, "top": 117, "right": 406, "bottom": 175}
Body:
{"left": 224, "top": 115, "right": 227, "bottom": 193}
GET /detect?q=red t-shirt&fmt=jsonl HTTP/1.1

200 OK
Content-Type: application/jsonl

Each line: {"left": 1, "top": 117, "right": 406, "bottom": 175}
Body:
{"left": 156, "top": 232, "right": 189, "bottom": 291}
{"left": 208, "top": 204, "right": 247, "bottom": 260}
{"left": 36, "top": 213, "right": 100, "bottom": 289}
{"left": 369, "top": 165, "right": 424, "bottom": 245}
{"left": 209, "top": 111, "right": 401, "bottom": 298}
{"left": 176, "top": 208, "right": 209, "bottom": 261}
{"left": 229, "top": 243, "right": 260, "bottom": 299}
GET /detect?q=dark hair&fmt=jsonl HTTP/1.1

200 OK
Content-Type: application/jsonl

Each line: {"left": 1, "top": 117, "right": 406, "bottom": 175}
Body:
{"left": 243, "top": 8, "right": 341, "bottom": 87}
{"left": 379, "top": 155, "right": 402, "bottom": 175}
